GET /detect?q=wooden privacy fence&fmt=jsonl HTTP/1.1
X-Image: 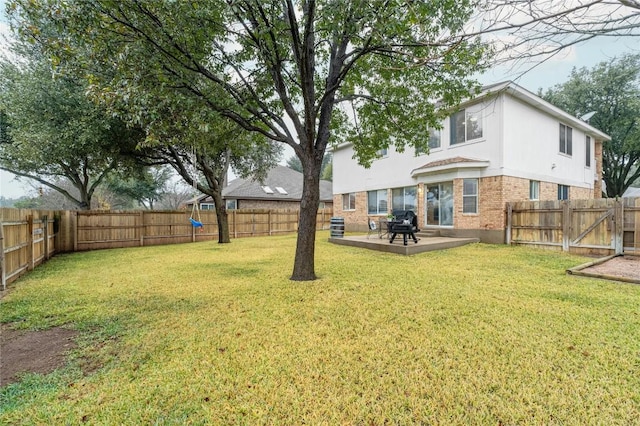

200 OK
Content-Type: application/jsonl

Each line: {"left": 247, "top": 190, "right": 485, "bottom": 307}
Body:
{"left": 1, "top": 207, "right": 333, "bottom": 288}
{"left": 506, "top": 197, "right": 640, "bottom": 256}
{"left": 0, "top": 208, "right": 59, "bottom": 290}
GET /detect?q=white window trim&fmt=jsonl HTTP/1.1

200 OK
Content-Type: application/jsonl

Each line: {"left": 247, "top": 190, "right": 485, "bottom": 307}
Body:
{"left": 342, "top": 193, "right": 356, "bottom": 211}
{"left": 585, "top": 135, "right": 591, "bottom": 168}
{"left": 559, "top": 123, "right": 573, "bottom": 156}
{"left": 451, "top": 109, "right": 483, "bottom": 146}
{"left": 367, "top": 189, "right": 388, "bottom": 215}
{"left": 529, "top": 180, "right": 540, "bottom": 201}
{"left": 462, "top": 178, "right": 479, "bottom": 215}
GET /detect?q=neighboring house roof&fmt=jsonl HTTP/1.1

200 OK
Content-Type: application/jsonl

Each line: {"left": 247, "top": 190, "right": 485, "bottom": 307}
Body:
{"left": 188, "top": 166, "right": 333, "bottom": 204}
{"left": 223, "top": 166, "right": 333, "bottom": 202}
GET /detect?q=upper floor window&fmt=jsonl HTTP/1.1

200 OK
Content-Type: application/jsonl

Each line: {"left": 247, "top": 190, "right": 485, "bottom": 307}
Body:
{"left": 342, "top": 193, "right": 356, "bottom": 211}
{"left": 451, "top": 109, "right": 483, "bottom": 145}
{"left": 416, "top": 128, "right": 441, "bottom": 155}
{"left": 529, "top": 180, "right": 540, "bottom": 200}
{"left": 462, "top": 179, "right": 478, "bottom": 214}
{"left": 377, "top": 148, "right": 388, "bottom": 158}
{"left": 367, "top": 189, "right": 388, "bottom": 215}
{"left": 559, "top": 123, "right": 573, "bottom": 155}
{"left": 585, "top": 135, "right": 591, "bottom": 167}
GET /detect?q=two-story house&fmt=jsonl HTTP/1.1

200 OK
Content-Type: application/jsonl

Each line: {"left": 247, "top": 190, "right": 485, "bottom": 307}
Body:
{"left": 332, "top": 81, "right": 610, "bottom": 243}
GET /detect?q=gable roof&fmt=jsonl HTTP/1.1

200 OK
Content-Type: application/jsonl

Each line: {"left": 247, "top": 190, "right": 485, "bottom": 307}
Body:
{"left": 467, "top": 81, "right": 610, "bottom": 142}
{"left": 222, "top": 165, "right": 333, "bottom": 202}
{"left": 332, "top": 81, "right": 610, "bottom": 152}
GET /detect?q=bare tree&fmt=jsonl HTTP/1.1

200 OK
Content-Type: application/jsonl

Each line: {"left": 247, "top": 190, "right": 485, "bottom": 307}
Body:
{"left": 472, "top": 0, "right": 640, "bottom": 75}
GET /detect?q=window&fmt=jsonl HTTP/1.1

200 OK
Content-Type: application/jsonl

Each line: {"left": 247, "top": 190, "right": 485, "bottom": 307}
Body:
{"left": 529, "top": 180, "right": 540, "bottom": 200}
{"left": 450, "top": 109, "right": 483, "bottom": 145}
{"left": 416, "top": 128, "right": 441, "bottom": 155}
{"left": 392, "top": 186, "right": 417, "bottom": 212}
{"left": 200, "top": 203, "right": 215, "bottom": 210}
{"left": 262, "top": 185, "right": 274, "bottom": 194}
{"left": 275, "top": 186, "right": 288, "bottom": 194}
{"left": 367, "top": 189, "right": 388, "bottom": 215}
{"left": 558, "top": 184, "right": 570, "bottom": 200}
{"left": 225, "top": 199, "right": 237, "bottom": 210}
{"left": 585, "top": 135, "right": 591, "bottom": 167}
{"left": 377, "top": 148, "right": 388, "bottom": 158}
{"left": 559, "top": 123, "right": 573, "bottom": 155}
{"left": 462, "top": 179, "right": 478, "bottom": 214}
{"left": 342, "top": 193, "right": 356, "bottom": 210}
{"left": 428, "top": 128, "right": 441, "bottom": 150}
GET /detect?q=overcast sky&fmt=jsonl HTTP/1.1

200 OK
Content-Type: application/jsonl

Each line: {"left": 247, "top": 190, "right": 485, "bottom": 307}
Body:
{"left": 0, "top": 3, "right": 638, "bottom": 199}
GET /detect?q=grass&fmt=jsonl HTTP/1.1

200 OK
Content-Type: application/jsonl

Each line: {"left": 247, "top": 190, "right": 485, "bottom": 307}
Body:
{"left": 1, "top": 232, "right": 639, "bottom": 424}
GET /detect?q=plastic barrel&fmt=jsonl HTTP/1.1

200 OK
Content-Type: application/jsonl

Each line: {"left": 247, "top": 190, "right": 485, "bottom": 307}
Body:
{"left": 330, "top": 217, "right": 345, "bottom": 238}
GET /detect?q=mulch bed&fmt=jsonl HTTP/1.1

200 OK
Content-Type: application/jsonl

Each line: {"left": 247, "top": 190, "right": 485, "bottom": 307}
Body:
{"left": 568, "top": 255, "right": 640, "bottom": 284}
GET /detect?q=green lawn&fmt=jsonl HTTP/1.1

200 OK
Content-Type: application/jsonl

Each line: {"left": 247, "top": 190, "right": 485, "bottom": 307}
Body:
{"left": 1, "top": 232, "right": 639, "bottom": 424}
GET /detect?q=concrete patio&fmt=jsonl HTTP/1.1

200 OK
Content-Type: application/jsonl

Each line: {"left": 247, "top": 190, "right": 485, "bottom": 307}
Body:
{"left": 328, "top": 233, "right": 480, "bottom": 255}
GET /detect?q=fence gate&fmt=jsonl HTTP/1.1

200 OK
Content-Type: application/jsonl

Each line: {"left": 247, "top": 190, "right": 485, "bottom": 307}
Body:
{"left": 507, "top": 198, "right": 639, "bottom": 256}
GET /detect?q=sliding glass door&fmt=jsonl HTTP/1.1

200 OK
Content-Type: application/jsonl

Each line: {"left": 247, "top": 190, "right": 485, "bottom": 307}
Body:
{"left": 425, "top": 182, "right": 453, "bottom": 226}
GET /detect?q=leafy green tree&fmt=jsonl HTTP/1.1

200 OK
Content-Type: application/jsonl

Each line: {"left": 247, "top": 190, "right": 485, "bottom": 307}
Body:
{"left": 541, "top": 54, "right": 640, "bottom": 197}
{"left": 119, "top": 93, "right": 281, "bottom": 243}
{"left": 0, "top": 46, "right": 145, "bottom": 210}
{"left": 106, "top": 167, "right": 173, "bottom": 210}
{"left": 287, "top": 153, "right": 331, "bottom": 181}
{"left": 286, "top": 156, "right": 303, "bottom": 174}
{"left": 10, "top": 0, "right": 490, "bottom": 280}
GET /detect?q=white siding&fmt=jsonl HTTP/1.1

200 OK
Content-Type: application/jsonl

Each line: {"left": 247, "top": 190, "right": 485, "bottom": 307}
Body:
{"left": 333, "top": 86, "right": 600, "bottom": 196}
{"left": 502, "top": 96, "right": 595, "bottom": 188}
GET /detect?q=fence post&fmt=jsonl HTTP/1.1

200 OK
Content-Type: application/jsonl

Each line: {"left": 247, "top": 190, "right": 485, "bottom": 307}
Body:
{"left": 43, "top": 215, "right": 49, "bottom": 260}
{"left": 0, "top": 219, "right": 5, "bottom": 291}
{"left": 268, "top": 211, "right": 272, "bottom": 236}
{"left": 27, "top": 214, "right": 34, "bottom": 271}
{"left": 505, "top": 203, "right": 512, "bottom": 245}
{"left": 139, "top": 211, "right": 145, "bottom": 247}
{"left": 614, "top": 199, "right": 624, "bottom": 255}
{"left": 562, "top": 201, "right": 571, "bottom": 252}
{"left": 233, "top": 210, "right": 237, "bottom": 239}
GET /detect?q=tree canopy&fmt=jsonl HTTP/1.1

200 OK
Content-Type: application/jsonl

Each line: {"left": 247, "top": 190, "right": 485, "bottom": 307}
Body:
{"left": 0, "top": 47, "right": 145, "bottom": 209}
{"left": 541, "top": 54, "right": 640, "bottom": 197}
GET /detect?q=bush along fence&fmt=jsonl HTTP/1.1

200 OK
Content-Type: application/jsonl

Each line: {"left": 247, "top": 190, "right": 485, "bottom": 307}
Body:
{"left": 506, "top": 197, "right": 640, "bottom": 256}
{"left": 0, "top": 207, "right": 333, "bottom": 289}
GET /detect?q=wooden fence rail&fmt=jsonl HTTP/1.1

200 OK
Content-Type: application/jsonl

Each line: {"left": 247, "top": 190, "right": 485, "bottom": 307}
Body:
{"left": 506, "top": 197, "right": 640, "bottom": 256}
{"left": 1, "top": 207, "right": 333, "bottom": 289}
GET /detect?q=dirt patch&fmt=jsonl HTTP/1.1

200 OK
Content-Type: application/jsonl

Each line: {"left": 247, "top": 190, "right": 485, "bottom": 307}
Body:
{"left": 578, "top": 255, "right": 640, "bottom": 283}
{"left": 1, "top": 324, "right": 79, "bottom": 387}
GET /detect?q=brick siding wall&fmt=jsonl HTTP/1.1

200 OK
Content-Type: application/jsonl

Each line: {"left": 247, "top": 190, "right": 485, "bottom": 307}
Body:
{"left": 334, "top": 176, "right": 595, "bottom": 233}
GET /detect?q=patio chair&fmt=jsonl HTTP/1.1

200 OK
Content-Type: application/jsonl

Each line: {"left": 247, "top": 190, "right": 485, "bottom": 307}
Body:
{"left": 378, "top": 217, "right": 390, "bottom": 239}
{"left": 367, "top": 218, "right": 377, "bottom": 239}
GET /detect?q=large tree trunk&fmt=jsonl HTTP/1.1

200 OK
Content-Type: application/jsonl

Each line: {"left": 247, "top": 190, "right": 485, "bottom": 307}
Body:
{"left": 291, "top": 156, "right": 322, "bottom": 281}
{"left": 210, "top": 189, "right": 230, "bottom": 243}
